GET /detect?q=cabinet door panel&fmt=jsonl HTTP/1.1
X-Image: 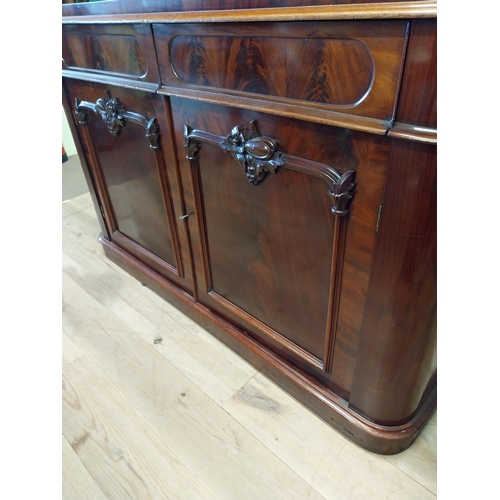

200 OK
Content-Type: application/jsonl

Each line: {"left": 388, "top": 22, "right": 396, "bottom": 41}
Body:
{"left": 90, "top": 109, "right": 176, "bottom": 266}
{"left": 176, "top": 98, "right": 358, "bottom": 374}
{"left": 64, "top": 80, "right": 192, "bottom": 291}
{"left": 202, "top": 147, "right": 334, "bottom": 363}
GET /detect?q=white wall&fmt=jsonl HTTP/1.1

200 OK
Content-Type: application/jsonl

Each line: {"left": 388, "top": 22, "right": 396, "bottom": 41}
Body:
{"left": 62, "top": 106, "right": 77, "bottom": 156}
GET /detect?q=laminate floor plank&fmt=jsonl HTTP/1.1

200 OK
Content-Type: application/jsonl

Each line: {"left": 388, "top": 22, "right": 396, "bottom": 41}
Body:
{"left": 429, "top": 409, "right": 437, "bottom": 424}
{"left": 223, "top": 373, "right": 437, "bottom": 500}
{"left": 63, "top": 332, "right": 85, "bottom": 366}
{"left": 383, "top": 416, "right": 437, "bottom": 494}
{"left": 63, "top": 355, "right": 213, "bottom": 500}
{"left": 62, "top": 208, "right": 257, "bottom": 405}
{"left": 66, "top": 190, "right": 93, "bottom": 213}
{"left": 62, "top": 270, "right": 326, "bottom": 500}
{"left": 62, "top": 189, "right": 96, "bottom": 219}
{"left": 62, "top": 434, "right": 109, "bottom": 500}
{"left": 62, "top": 154, "right": 88, "bottom": 201}
{"left": 62, "top": 198, "right": 85, "bottom": 219}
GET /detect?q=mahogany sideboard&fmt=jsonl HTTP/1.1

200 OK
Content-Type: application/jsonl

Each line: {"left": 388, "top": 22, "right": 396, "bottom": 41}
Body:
{"left": 62, "top": 0, "right": 437, "bottom": 455}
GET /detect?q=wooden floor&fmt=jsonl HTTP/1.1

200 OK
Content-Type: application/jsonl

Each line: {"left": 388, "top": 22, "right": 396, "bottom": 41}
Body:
{"left": 62, "top": 192, "right": 437, "bottom": 500}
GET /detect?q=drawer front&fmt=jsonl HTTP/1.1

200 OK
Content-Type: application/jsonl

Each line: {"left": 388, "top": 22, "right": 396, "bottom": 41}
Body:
{"left": 154, "top": 21, "right": 409, "bottom": 121}
{"left": 62, "top": 24, "right": 160, "bottom": 84}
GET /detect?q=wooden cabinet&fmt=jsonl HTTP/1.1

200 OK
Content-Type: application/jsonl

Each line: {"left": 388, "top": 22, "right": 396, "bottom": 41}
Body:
{"left": 62, "top": 0, "right": 437, "bottom": 455}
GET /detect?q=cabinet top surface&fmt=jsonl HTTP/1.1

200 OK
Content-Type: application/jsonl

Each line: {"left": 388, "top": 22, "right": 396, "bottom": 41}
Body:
{"left": 62, "top": 0, "right": 437, "bottom": 21}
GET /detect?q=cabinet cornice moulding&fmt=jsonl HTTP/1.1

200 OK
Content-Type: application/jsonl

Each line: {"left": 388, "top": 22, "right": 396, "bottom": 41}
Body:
{"left": 62, "top": 1, "right": 437, "bottom": 24}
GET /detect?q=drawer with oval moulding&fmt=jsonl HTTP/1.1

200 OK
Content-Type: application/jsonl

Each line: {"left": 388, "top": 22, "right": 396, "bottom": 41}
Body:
{"left": 62, "top": 24, "right": 161, "bottom": 91}
{"left": 153, "top": 20, "right": 409, "bottom": 134}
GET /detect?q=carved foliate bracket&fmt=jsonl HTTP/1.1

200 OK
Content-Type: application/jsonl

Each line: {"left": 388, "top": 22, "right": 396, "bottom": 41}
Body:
{"left": 74, "top": 106, "right": 88, "bottom": 126}
{"left": 218, "top": 121, "right": 284, "bottom": 185}
{"left": 145, "top": 118, "right": 160, "bottom": 150}
{"left": 183, "top": 125, "right": 202, "bottom": 160}
{"left": 74, "top": 91, "right": 161, "bottom": 149}
{"left": 328, "top": 170, "right": 356, "bottom": 216}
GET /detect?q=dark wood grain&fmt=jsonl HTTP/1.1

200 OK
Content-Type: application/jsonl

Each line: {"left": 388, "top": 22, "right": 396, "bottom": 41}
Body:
{"left": 192, "top": 129, "right": 337, "bottom": 366}
{"left": 395, "top": 18, "right": 437, "bottom": 128}
{"left": 62, "top": 24, "right": 160, "bottom": 84}
{"left": 332, "top": 134, "right": 394, "bottom": 381}
{"left": 170, "top": 35, "right": 372, "bottom": 106}
{"left": 158, "top": 85, "right": 391, "bottom": 135}
{"left": 349, "top": 139, "right": 437, "bottom": 425}
{"left": 155, "top": 21, "right": 409, "bottom": 121}
{"left": 63, "top": 34, "right": 147, "bottom": 76}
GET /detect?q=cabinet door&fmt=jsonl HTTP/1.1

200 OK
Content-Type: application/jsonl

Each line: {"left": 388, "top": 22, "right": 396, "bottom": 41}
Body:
{"left": 171, "top": 98, "right": 362, "bottom": 377}
{"left": 63, "top": 80, "right": 193, "bottom": 293}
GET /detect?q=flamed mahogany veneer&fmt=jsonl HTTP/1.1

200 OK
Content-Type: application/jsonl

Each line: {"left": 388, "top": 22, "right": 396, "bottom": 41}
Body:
{"left": 62, "top": 0, "right": 437, "bottom": 454}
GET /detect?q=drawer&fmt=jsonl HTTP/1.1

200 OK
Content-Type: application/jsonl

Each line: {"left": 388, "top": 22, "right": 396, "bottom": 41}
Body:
{"left": 62, "top": 24, "right": 160, "bottom": 85}
{"left": 153, "top": 21, "right": 409, "bottom": 122}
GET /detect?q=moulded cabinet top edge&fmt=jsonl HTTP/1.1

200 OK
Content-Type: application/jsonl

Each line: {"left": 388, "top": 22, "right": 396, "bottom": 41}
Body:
{"left": 62, "top": 1, "right": 437, "bottom": 24}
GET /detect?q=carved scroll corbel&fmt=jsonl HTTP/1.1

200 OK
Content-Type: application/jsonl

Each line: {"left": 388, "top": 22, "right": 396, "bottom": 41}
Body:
{"left": 183, "top": 125, "right": 202, "bottom": 160}
{"left": 328, "top": 170, "right": 356, "bottom": 216}
{"left": 74, "top": 91, "right": 161, "bottom": 149}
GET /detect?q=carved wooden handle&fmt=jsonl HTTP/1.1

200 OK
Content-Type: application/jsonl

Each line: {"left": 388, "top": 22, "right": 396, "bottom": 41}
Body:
{"left": 74, "top": 91, "right": 161, "bottom": 150}
{"left": 184, "top": 121, "right": 282, "bottom": 185}
{"left": 219, "top": 121, "right": 284, "bottom": 185}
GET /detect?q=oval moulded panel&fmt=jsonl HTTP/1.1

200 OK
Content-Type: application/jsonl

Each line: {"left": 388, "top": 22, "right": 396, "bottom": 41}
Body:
{"left": 62, "top": 34, "right": 148, "bottom": 78}
{"left": 170, "top": 35, "right": 374, "bottom": 107}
